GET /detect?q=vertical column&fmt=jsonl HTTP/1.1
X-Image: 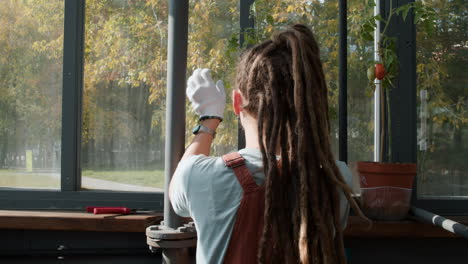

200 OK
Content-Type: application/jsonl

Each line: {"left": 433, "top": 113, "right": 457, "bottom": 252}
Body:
{"left": 237, "top": 0, "right": 255, "bottom": 150}
{"left": 387, "top": 0, "right": 417, "bottom": 163}
{"left": 164, "top": 0, "right": 189, "bottom": 230}
{"left": 61, "top": 0, "right": 85, "bottom": 191}
{"left": 374, "top": 0, "right": 382, "bottom": 162}
{"left": 338, "top": 0, "right": 348, "bottom": 163}
{"left": 239, "top": 0, "right": 255, "bottom": 46}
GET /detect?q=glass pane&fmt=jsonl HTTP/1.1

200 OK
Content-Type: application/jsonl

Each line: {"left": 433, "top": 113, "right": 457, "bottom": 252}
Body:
{"left": 82, "top": 0, "right": 167, "bottom": 192}
{"left": 347, "top": 0, "right": 374, "bottom": 185}
{"left": 0, "top": 1, "right": 64, "bottom": 189}
{"left": 417, "top": 0, "right": 467, "bottom": 198}
{"left": 185, "top": 1, "right": 239, "bottom": 154}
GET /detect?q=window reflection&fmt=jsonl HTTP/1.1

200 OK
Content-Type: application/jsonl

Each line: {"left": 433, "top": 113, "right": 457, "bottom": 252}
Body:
{"left": 417, "top": 0, "right": 467, "bottom": 198}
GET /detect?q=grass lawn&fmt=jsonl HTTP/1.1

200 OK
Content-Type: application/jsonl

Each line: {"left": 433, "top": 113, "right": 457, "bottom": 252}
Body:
{"left": 0, "top": 170, "right": 59, "bottom": 189}
{"left": 0, "top": 169, "right": 165, "bottom": 189}
{"left": 82, "top": 169, "right": 165, "bottom": 189}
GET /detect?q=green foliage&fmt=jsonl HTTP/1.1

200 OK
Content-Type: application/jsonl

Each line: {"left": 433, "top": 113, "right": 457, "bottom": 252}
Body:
{"left": 353, "top": 0, "right": 438, "bottom": 160}
{"left": 358, "top": 0, "right": 436, "bottom": 91}
{"left": 0, "top": 1, "right": 64, "bottom": 170}
{"left": 0, "top": 0, "right": 464, "bottom": 182}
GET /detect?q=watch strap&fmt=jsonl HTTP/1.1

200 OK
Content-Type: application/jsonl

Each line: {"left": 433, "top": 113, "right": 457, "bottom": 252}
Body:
{"left": 199, "top": 116, "right": 223, "bottom": 122}
{"left": 193, "top": 124, "right": 216, "bottom": 138}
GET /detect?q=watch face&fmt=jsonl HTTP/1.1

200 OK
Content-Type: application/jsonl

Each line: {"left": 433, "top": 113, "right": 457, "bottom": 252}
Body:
{"left": 192, "top": 124, "right": 201, "bottom": 134}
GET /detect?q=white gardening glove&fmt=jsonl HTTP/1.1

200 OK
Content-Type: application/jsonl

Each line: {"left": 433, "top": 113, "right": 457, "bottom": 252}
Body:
{"left": 186, "top": 68, "right": 226, "bottom": 119}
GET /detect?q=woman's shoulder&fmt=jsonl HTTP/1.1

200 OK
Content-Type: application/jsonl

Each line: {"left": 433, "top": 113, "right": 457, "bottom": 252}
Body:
{"left": 175, "top": 154, "right": 236, "bottom": 189}
{"left": 177, "top": 154, "right": 225, "bottom": 174}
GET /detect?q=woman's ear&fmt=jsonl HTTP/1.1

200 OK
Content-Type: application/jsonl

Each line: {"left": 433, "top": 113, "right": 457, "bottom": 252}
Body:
{"left": 232, "top": 90, "right": 242, "bottom": 116}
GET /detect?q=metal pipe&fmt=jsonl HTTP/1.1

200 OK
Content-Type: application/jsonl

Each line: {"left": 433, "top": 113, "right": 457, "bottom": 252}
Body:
{"left": 164, "top": 0, "right": 189, "bottom": 230}
{"left": 373, "top": 0, "right": 382, "bottom": 162}
{"left": 238, "top": 0, "right": 255, "bottom": 150}
{"left": 411, "top": 207, "right": 468, "bottom": 240}
{"left": 338, "top": 0, "right": 348, "bottom": 163}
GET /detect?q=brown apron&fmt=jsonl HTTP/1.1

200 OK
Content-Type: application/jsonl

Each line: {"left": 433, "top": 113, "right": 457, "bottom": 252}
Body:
{"left": 222, "top": 152, "right": 265, "bottom": 264}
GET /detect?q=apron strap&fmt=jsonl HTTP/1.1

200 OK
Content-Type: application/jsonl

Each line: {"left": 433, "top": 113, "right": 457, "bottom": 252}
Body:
{"left": 222, "top": 152, "right": 261, "bottom": 193}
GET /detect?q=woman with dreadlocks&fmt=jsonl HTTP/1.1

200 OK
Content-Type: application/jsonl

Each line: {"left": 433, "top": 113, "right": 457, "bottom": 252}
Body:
{"left": 170, "top": 24, "right": 367, "bottom": 263}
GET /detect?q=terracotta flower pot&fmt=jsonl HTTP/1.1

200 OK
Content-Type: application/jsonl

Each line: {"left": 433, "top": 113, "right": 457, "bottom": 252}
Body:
{"left": 357, "top": 161, "right": 416, "bottom": 221}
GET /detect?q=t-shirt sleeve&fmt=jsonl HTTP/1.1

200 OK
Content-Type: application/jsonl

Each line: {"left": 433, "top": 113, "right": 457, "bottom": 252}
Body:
{"left": 170, "top": 156, "right": 198, "bottom": 218}
{"left": 336, "top": 161, "right": 353, "bottom": 230}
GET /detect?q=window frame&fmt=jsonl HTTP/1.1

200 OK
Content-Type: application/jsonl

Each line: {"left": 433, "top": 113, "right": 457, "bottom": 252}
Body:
{"left": 0, "top": 0, "right": 163, "bottom": 210}
{"left": 377, "top": 0, "right": 468, "bottom": 216}
{"left": 0, "top": 0, "right": 466, "bottom": 215}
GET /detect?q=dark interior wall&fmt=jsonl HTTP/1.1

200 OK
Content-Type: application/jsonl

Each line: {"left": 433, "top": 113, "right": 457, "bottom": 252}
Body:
{"left": 346, "top": 237, "right": 468, "bottom": 264}
{"left": 0, "top": 229, "right": 162, "bottom": 264}
{"left": 1, "top": 229, "right": 467, "bottom": 264}
{"left": 0, "top": 256, "right": 159, "bottom": 264}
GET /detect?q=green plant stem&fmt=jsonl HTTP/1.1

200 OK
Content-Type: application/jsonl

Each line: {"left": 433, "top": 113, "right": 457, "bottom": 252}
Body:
{"left": 380, "top": 0, "right": 393, "bottom": 38}
{"left": 386, "top": 85, "right": 392, "bottom": 160}
{"left": 378, "top": 0, "right": 395, "bottom": 161}
{"left": 380, "top": 84, "right": 385, "bottom": 162}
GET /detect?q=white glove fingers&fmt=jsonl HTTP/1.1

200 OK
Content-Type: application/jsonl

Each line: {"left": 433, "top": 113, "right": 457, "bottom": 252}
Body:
{"left": 192, "top": 68, "right": 204, "bottom": 84}
{"left": 216, "top": 80, "right": 226, "bottom": 98}
{"left": 200, "top": 68, "right": 213, "bottom": 84}
{"left": 186, "top": 76, "right": 196, "bottom": 99}
{"left": 186, "top": 68, "right": 226, "bottom": 119}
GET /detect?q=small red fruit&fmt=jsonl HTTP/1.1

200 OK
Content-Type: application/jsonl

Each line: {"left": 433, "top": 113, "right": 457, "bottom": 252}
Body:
{"left": 375, "top": 63, "right": 385, "bottom": 80}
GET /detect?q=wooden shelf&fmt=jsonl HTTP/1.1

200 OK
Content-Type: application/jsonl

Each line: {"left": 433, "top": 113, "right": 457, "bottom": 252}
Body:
{"left": 0, "top": 210, "right": 163, "bottom": 233}
{"left": 344, "top": 215, "right": 468, "bottom": 238}
{"left": 1, "top": 210, "right": 465, "bottom": 238}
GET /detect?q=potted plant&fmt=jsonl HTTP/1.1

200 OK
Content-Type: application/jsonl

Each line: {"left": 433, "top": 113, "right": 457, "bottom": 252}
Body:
{"left": 356, "top": 1, "right": 435, "bottom": 220}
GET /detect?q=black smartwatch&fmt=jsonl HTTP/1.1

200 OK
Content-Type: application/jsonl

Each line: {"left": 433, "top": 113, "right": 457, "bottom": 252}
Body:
{"left": 192, "top": 124, "right": 216, "bottom": 138}
{"left": 199, "top": 116, "right": 223, "bottom": 122}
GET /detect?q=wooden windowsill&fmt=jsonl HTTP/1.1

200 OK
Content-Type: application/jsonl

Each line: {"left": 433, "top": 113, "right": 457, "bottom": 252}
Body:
{"left": 0, "top": 210, "right": 163, "bottom": 233}
{"left": 0, "top": 210, "right": 466, "bottom": 238}
{"left": 344, "top": 216, "right": 468, "bottom": 238}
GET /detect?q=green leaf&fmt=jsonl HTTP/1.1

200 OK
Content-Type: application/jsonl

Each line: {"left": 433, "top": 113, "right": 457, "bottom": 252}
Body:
{"left": 363, "top": 23, "right": 374, "bottom": 32}
{"left": 402, "top": 6, "right": 411, "bottom": 21}
{"left": 374, "top": 14, "right": 384, "bottom": 22}
{"left": 363, "top": 32, "right": 374, "bottom": 42}
{"left": 414, "top": 12, "right": 423, "bottom": 24}
{"left": 266, "top": 14, "right": 274, "bottom": 25}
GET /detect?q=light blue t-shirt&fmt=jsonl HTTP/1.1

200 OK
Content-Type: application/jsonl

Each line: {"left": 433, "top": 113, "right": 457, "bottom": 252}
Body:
{"left": 170, "top": 148, "right": 352, "bottom": 264}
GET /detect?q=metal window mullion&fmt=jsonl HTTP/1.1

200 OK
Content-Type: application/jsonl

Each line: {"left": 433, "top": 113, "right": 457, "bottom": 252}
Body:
{"left": 387, "top": 0, "right": 416, "bottom": 164}
{"left": 238, "top": 0, "right": 255, "bottom": 150}
{"left": 61, "top": 0, "right": 85, "bottom": 191}
{"left": 163, "top": 0, "right": 189, "bottom": 229}
{"left": 0, "top": 189, "right": 163, "bottom": 210}
{"left": 239, "top": 0, "right": 255, "bottom": 47}
{"left": 338, "top": 0, "right": 348, "bottom": 163}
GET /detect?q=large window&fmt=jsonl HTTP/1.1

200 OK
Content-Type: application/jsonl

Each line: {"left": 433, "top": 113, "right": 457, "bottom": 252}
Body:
{"left": 0, "top": 0, "right": 64, "bottom": 190}
{"left": 347, "top": 0, "right": 374, "bottom": 164}
{"left": 0, "top": 0, "right": 466, "bottom": 213}
{"left": 417, "top": 0, "right": 467, "bottom": 199}
{"left": 185, "top": 0, "right": 239, "bottom": 154}
{"left": 0, "top": 0, "right": 163, "bottom": 209}
{"left": 82, "top": 0, "right": 167, "bottom": 192}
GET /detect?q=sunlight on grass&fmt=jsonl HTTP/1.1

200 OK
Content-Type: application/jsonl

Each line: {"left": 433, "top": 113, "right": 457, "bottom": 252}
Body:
{"left": 82, "top": 169, "right": 165, "bottom": 189}
{"left": 0, "top": 169, "right": 166, "bottom": 190}
{"left": 0, "top": 170, "right": 59, "bottom": 189}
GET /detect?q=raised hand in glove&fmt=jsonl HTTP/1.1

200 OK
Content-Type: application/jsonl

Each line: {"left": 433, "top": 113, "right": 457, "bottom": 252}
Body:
{"left": 186, "top": 68, "right": 226, "bottom": 120}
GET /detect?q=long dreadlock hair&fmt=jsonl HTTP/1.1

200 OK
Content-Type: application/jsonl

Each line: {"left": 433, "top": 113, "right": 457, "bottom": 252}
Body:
{"left": 235, "top": 24, "right": 368, "bottom": 264}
